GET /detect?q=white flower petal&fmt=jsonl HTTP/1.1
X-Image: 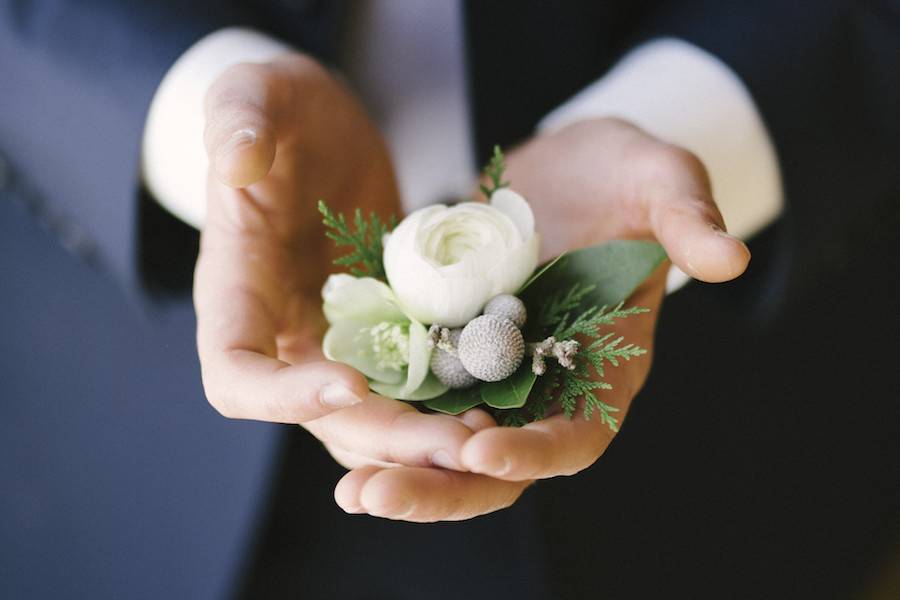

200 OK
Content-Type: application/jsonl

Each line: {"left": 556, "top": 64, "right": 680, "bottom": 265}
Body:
{"left": 383, "top": 194, "right": 540, "bottom": 326}
{"left": 491, "top": 188, "right": 535, "bottom": 240}
{"left": 489, "top": 233, "right": 541, "bottom": 296}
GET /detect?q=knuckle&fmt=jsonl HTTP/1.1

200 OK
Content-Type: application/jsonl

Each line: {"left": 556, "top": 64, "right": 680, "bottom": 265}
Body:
{"left": 384, "top": 411, "right": 420, "bottom": 465}
{"left": 666, "top": 144, "right": 703, "bottom": 168}
{"left": 265, "top": 380, "right": 304, "bottom": 423}
{"left": 200, "top": 368, "right": 234, "bottom": 418}
{"left": 203, "top": 383, "right": 237, "bottom": 419}
{"left": 641, "top": 143, "right": 707, "bottom": 181}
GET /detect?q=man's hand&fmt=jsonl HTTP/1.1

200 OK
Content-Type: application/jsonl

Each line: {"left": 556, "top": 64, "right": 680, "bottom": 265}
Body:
{"left": 333, "top": 118, "right": 750, "bottom": 521}
{"left": 194, "top": 55, "right": 478, "bottom": 469}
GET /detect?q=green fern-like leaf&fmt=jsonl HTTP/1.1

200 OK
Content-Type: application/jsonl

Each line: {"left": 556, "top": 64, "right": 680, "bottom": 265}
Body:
{"left": 517, "top": 282, "right": 650, "bottom": 432}
{"left": 534, "top": 282, "right": 596, "bottom": 337}
{"left": 480, "top": 145, "right": 510, "bottom": 199}
{"left": 318, "top": 200, "right": 396, "bottom": 279}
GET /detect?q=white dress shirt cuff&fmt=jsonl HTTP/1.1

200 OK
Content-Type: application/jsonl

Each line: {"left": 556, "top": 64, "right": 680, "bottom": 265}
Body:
{"left": 539, "top": 38, "right": 783, "bottom": 292}
{"left": 141, "top": 28, "right": 290, "bottom": 229}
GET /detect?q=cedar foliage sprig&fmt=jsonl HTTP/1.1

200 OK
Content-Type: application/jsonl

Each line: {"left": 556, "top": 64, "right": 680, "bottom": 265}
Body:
{"left": 480, "top": 145, "right": 510, "bottom": 199}
{"left": 517, "top": 283, "right": 650, "bottom": 431}
{"left": 318, "top": 200, "right": 396, "bottom": 279}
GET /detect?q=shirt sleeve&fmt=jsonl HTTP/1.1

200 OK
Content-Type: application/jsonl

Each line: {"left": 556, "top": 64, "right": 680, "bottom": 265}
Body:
{"left": 537, "top": 38, "right": 783, "bottom": 292}
{"left": 141, "top": 28, "right": 290, "bottom": 229}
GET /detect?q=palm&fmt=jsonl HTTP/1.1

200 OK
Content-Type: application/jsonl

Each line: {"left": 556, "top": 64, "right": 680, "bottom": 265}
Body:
{"left": 196, "top": 55, "right": 498, "bottom": 491}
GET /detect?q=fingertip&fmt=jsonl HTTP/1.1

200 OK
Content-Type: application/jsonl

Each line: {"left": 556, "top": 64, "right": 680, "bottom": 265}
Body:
{"left": 455, "top": 408, "right": 497, "bottom": 432}
{"left": 714, "top": 228, "right": 752, "bottom": 281}
{"left": 212, "top": 126, "right": 276, "bottom": 188}
{"left": 271, "top": 360, "right": 370, "bottom": 419}
{"left": 310, "top": 359, "right": 369, "bottom": 395}
{"left": 460, "top": 428, "right": 514, "bottom": 477}
{"left": 328, "top": 360, "right": 372, "bottom": 401}
{"left": 684, "top": 227, "right": 751, "bottom": 283}
{"left": 359, "top": 469, "right": 416, "bottom": 519}
{"left": 334, "top": 466, "right": 380, "bottom": 514}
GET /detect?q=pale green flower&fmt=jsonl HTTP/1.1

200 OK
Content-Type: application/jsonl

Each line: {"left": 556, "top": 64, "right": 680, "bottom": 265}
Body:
{"left": 321, "top": 274, "right": 448, "bottom": 400}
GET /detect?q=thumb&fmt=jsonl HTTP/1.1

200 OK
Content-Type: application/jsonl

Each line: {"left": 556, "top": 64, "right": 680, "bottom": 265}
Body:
{"left": 203, "top": 63, "right": 281, "bottom": 188}
{"left": 644, "top": 149, "right": 751, "bottom": 283}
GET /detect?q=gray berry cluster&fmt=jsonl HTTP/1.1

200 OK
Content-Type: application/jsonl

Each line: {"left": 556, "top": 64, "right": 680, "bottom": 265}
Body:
{"left": 458, "top": 315, "right": 524, "bottom": 382}
{"left": 483, "top": 294, "right": 528, "bottom": 328}
{"left": 429, "top": 328, "right": 477, "bottom": 389}
{"left": 429, "top": 294, "right": 528, "bottom": 388}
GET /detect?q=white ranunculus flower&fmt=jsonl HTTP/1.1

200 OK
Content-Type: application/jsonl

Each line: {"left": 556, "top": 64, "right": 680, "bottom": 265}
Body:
{"left": 383, "top": 189, "right": 539, "bottom": 327}
{"left": 321, "top": 274, "right": 448, "bottom": 400}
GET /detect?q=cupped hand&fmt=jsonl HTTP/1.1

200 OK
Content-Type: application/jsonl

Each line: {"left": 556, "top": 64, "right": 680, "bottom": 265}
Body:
{"left": 194, "top": 54, "right": 478, "bottom": 470}
{"left": 334, "top": 118, "right": 750, "bottom": 521}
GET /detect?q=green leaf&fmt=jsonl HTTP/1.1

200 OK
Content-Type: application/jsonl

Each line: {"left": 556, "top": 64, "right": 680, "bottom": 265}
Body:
{"left": 517, "top": 252, "right": 567, "bottom": 294}
{"left": 521, "top": 240, "right": 667, "bottom": 339}
{"left": 424, "top": 386, "right": 484, "bottom": 415}
{"left": 480, "top": 363, "right": 538, "bottom": 409}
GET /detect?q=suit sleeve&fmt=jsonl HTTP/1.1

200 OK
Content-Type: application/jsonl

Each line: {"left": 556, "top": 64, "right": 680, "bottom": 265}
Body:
{"left": 637, "top": 0, "right": 900, "bottom": 296}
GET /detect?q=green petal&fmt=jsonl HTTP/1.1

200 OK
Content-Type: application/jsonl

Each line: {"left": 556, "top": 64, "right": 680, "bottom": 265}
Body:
{"left": 322, "top": 323, "right": 403, "bottom": 385}
{"left": 370, "top": 372, "right": 449, "bottom": 401}
{"left": 400, "top": 319, "right": 430, "bottom": 397}
{"left": 323, "top": 276, "right": 406, "bottom": 325}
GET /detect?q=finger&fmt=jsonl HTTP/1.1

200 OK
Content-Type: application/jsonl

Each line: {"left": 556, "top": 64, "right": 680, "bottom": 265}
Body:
{"left": 333, "top": 466, "right": 380, "bottom": 514}
{"left": 460, "top": 409, "right": 614, "bottom": 481}
{"left": 334, "top": 466, "right": 531, "bottom": 522}
{"left": 454, "top": 407, "right": 498, "bottom": 432}
{"left": 640, "top": 147, "right": 751, "bottom": 283}
{"left": 194, "top": 272, "right": 368, "bottom": 423}
{"left": 304, "top": 394, "right": 477, "bottom": 471}
{"left": 324, "top": 443, "right": 401, "bottom": 470}
{"left": 204, "top": 62, "right": 284, "bottom": 188}
{"left": 460, "top": 270, "right": 664, "bottom": 481}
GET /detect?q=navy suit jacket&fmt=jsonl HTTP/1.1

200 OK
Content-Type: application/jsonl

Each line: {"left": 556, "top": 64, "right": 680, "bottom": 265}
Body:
{"left": 2, "top": 1, "right": 899, "bottom": 598}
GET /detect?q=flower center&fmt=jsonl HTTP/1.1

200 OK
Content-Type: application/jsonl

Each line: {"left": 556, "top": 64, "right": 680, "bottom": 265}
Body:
{"left": 363, "top": 321, "right": 410, "bottom": 371}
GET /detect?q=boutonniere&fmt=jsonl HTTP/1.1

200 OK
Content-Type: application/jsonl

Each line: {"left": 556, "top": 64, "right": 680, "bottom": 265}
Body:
{"left": 318, "top": 147, "right": 665, "bottom": 429}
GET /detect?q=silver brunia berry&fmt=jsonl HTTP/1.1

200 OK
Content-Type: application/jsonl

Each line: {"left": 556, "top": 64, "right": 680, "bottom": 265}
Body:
{"left": 457, "top": 315, "right": 525, "bottom": 382}
{"left": 430, "top": 329, "right": 477, "bottom": 389}
{"left": 482, "top": 294, "right": 527, "bottom": 329}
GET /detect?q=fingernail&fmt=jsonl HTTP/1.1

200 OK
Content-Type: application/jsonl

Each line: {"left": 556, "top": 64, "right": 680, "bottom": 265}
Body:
{"left": 711, "top": 225, "right": 738, "bottom": 241}
{"left": 321, "top": 384, "right": 363, "bottom": 409}
{"left": 431, "top": 449, "right": 462, "bottom": 471}
{"left": 477, "top": 456, "right": 512, "bottom": 477}
{"left": 387, "top": 498, "right": 415, "bottom": 519}
{"left": 217, "top": 128, "right": 256, "bottom": 159}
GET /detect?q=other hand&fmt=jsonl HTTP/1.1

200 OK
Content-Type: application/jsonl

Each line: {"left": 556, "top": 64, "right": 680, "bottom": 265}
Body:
{"left": 334, "top": 118, "right": 751, "bottom": 521}
{"left": 194, "top": 54, "right": 479, "bottom": 471}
